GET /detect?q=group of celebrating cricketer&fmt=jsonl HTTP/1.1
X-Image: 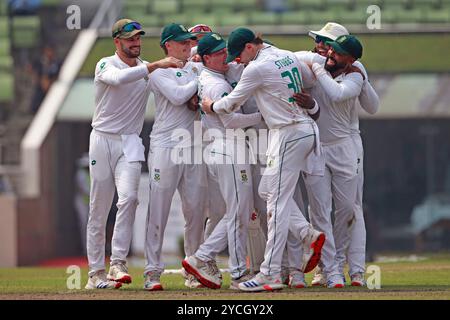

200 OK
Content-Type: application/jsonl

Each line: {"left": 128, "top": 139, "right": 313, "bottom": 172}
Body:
{"left": 84, "top": 18, "right": 379, "bottom": 292}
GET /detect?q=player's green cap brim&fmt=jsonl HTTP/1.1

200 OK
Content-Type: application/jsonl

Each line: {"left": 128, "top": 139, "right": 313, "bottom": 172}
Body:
{"left": 326, "top": 41, "right": 350, "bottom": 56}
{"left": 173, "top": 33, "right": 197, "bottom": 42}
{"left": 225, "top": 50, "right": 241, "bottom": 63}
{"left": 207, "top": 41, "right": 227, "bottom": 56}
{"left": 161, "top": 33, "right": 197, "bottom": 44}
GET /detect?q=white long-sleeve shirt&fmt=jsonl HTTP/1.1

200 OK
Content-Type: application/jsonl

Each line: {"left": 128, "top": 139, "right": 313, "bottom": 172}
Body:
{"left": 148, "top": 61, "right": 203, "bottom": 148}
{"left": 308, "top": 62, "right": 363, "bottom": 144}
{"left": 92, "top": 53, "right": 151, "bottom": 135}
{"left": 213, "top": 45, "right": 315, "bottom": 130}
{"left": 199, "top": 67, "right": 261, "bottom": 137}
{"left": 296, "top": 51, "right": 380, "bottom": 140}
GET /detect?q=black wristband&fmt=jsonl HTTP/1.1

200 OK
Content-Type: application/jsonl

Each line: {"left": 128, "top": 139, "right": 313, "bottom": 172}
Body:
{"left": 210, "top": 102, "right": 215, "bottom": 113}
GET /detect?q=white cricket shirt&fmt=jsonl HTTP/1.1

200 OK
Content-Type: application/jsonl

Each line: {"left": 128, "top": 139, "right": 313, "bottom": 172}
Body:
{"left": 92, "top": 53, "right": 151, "bottom": 135}
{"left": 199, "top": 67, "right": 261, "bottom": 136}
{"left": 148, "top": 61, "right": 203, "bottom": 148}
{"left": 213, "top": 45, "right": 315, "bottom": 130}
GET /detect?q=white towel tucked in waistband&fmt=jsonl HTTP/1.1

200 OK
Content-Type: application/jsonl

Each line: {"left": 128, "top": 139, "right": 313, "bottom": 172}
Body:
{"left": 121, "top": 134, "right": 145, "bottom": 162}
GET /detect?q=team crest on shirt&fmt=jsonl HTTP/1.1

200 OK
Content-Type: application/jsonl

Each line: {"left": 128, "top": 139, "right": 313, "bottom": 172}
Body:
{"left": 154, "top": 169, "right": 161, "bottom": 182}
{"left": 240, "top": 170, "right": 248, "bottom": 183}
{"left": 176, "top": 71, "right": 182, "bottom": 77}
{"left": 91, "top": 160, "right": 96, "bottom": 165}
{"left": 191, "top": 66, "right": 199, "bottom": 75}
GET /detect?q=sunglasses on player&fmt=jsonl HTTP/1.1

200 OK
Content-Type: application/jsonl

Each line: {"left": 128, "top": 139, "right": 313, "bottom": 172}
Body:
{"left": 113, "top": 22, "right": 142, "bottom": 38}
{"left": 315, "top": 35, "right": 332, "bottom": 44}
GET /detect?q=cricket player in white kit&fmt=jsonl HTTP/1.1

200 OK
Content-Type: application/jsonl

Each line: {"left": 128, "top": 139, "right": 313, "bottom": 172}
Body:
{"left": 225, "top": 56, "right": 321, "bottom": 289}
{"left": 85, "top": 19, "right": 183, "bottom": 290}
{"left": 201, "top": 28, "right": 326, "bottom": 292}
{"left": 296, "top": 23, "right": 379, "bottom": 287}
{"left": 143, "top": 23, "right": 208, "bottom": 291}
{"left": 301, "top": 34, "right": 367, "bottom": 288}
{"left": 182, "top": 33, "right": 262, "bottom": 289}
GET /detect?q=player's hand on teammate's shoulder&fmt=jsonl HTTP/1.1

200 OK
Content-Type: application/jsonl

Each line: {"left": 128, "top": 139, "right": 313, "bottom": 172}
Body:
{"left": 345, "top": 65, "right": 365, "bottom": 81}
{"left": 293, "top": 92, "right": 315, "bottom": 109}
{"left": 187, "top": 94, "right": 199, "bottom": 112}
{"left": 201, "top": 96, "right": 214, "bottom": 114}
{"left": 153, "top": 57, "right": 185, "bottom": 69}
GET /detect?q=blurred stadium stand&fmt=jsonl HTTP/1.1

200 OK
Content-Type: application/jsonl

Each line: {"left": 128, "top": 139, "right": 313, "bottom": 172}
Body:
{"left": 1, "top": 0, "right": 450, "bottom": 266}
{"left": 119, "top": 0, "right": 450, "bottom": 28}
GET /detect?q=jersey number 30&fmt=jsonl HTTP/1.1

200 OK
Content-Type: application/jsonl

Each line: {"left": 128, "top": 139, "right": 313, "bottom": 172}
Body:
{"left": 281, "top": 67, "right": 303, "bottom": 102}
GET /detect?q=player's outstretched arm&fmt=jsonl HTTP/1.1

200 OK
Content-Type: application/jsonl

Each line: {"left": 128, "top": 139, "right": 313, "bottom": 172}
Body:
{"left": 146, "top": 57, "right": 184, "bottom": 73}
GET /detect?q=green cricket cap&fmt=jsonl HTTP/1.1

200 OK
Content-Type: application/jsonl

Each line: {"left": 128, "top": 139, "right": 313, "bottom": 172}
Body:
{"left": 326, "top": 34, "right": 363, "bottom": 59}
{"left": 226, "top": 27, "right": 256, "bottom": 63}
{"left": 160, "top": 23, "right": 197, "bottom": 45}
{"left": 197, "top": 32, "right": 226, "bottom": 57}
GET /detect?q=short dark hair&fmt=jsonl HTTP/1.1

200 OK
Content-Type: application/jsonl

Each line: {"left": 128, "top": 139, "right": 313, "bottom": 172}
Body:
{"left": 251, "top": 36, "right": 263, "bottom": 45}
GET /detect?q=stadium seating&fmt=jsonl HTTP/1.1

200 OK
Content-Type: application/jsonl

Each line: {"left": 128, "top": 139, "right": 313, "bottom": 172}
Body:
{"left": 0, "top": 71, "right": 13, "bottom": 102}
{"left": 279, "top": 10, "right": 310, "bottom": 25}
{"left": 248, "top": 11, "right": 280, "bottom": 26}
{"left": 11, "top": 16, "right": 40, "bottom": 48}
{"left": 220, "top": 13, "right": 248, "bottom": 27}
{"left": 122, "top": 0, "right": 450, "bottom": 27}
{"left": 0, "top": 18, "right": 8, "bottom": 39}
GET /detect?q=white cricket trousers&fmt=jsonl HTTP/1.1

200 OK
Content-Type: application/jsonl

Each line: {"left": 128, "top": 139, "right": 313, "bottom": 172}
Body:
{"left": 203, "top": 149, "right": 227, "bottom": 239}
{"left": 195, "top": 148, "right": 254, "bottom": 279}
{"left": 144, "top": 145, "right": 207, "bottom": 274}
{"left": 343, "top": 134, "right": 366, "bottom": 276}
{"left": 251, "top": 148, "right": 307, "bottom": 273}
{"left": 87, "top": 130, "right": 141, "bottom": 276}
{"left": 304, "top": 136, "right": 359, "bottom": 279}
{"left": 258, "top": 122, "right": 319, "bottom": 277}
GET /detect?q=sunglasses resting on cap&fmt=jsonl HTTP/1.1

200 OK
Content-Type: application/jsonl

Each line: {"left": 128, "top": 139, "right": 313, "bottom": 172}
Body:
{"left": 113, "top": 22, "right": 143, "bottom": 38}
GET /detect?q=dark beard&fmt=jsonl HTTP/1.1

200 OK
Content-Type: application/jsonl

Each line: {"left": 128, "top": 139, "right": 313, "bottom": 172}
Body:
{"left": 324, "top": 56, "right": 346, "bottom": 73}
{"left": 121, "top": 43, "right": 140, "bottom": 58}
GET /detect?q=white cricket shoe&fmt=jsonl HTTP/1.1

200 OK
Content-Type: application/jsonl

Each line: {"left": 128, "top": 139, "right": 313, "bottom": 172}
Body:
{"left": 230, "top": 271, "right": 254, "bottom": 290}
{"left": 327, "top": 274, "right": 345, "bottom": 288}
{"left": 351, "top": 272, "right": 366, "bottom": 287}
{"left": 182, "top": 256, "right": 222, "bottom": 289}
{"left": 300, "top": 226, "right": 326, "bottom": 273}
{"left": 85, "top": 270, "right": 122, "bottom": 290}
{"left": 238, "top": 272, "right": 285, "bottom": 292}
{"left": 143, "top": 271, "right": 163, "bottom": 291}
{"left": 311, "top": 270, "right": 326, "bottom": 287}
{"left": 288, "top": 270, "right": 307, "bottom": 289}
{"left": 181, "top": 267, "right": 204, "bottom": 288}
{"left": 108, "top": 262, "right": 132, "bottom": 284}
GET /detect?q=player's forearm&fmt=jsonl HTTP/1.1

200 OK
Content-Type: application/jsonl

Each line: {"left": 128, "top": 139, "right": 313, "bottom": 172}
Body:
{"left": 214, "top": 79, "right": 259, "bottom": 114}
{"left": 312, "top": 63, "right": 363, "bottom": 103}
{"left": 359, "top": 81, "right": 379, "bottom": 115}
{"left": 154, "top": 78, "right": 198, "bottom": 106}
{"left": 221, "top": 112, "right": 262, "bottom": 129}
{"left": 98, "top": 65, "right": 148, "bottom": 86}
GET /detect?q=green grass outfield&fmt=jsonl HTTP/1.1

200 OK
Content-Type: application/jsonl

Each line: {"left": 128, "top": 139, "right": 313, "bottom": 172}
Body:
{"left": 79, "top": 33, "right": 450, "bottom": 77}
{"left": 1, "top": 254, "right": 450, "bottom": 300}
